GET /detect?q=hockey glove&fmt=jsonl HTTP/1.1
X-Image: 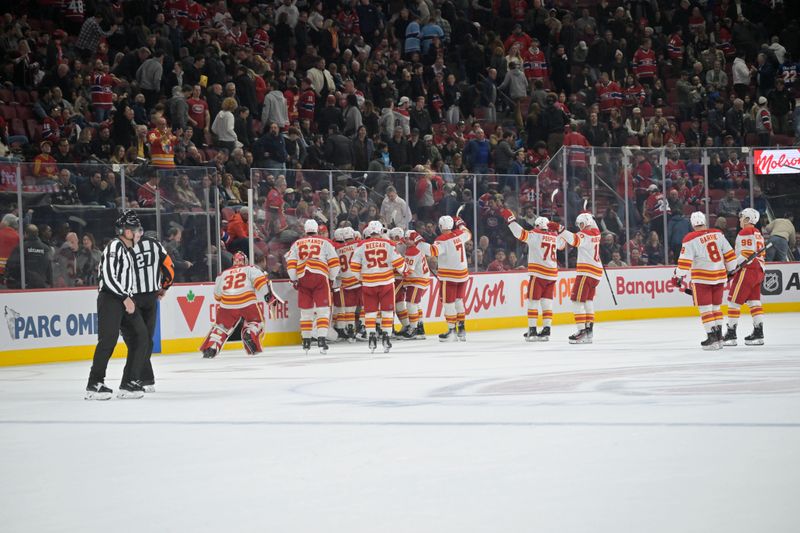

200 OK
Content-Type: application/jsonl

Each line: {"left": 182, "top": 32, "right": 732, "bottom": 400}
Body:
{"left": 454, "top": 216, "right": 467, "bottom": 230}
{"left": 408, "top": 231, "right": 424, "bottom": 245}
{"left": 500, "top": 208, "right": 516, "bottom": 224}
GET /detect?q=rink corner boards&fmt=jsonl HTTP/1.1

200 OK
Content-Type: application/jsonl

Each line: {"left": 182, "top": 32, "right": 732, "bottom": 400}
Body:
{"left": 0, "top": 302, "right": 797, "bottom": 367}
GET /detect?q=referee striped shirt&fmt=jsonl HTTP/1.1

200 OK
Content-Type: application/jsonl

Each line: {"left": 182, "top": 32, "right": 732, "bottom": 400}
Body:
{"left": 131, "top": 236, "right": 175, "bottom": 294}
{"left": 98, "top": 239, "right": 135, "bottom": 298}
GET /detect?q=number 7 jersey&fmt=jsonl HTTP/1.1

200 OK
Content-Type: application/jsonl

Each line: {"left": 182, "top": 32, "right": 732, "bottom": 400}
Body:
{"left": 419, "top": 229, "right": 471, "bottom": 282}
{"left": 676, "top": 229, "right": 736, "bottom": 284}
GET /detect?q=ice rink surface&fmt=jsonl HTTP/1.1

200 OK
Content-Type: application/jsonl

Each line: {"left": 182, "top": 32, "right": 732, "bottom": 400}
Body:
{"left": 1, "top": 315, "right": 799, "bottom": 533}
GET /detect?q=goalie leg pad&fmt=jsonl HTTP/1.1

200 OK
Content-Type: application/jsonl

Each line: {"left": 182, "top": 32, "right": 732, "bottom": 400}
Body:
{"left": 242, "top": 321, "right": 264, "bottom": 354}
{"left": 200, "top": 323, "right": 233, "bottom": 354}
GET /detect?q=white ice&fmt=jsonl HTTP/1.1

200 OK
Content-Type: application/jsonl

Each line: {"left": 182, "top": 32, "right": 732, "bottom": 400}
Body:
{"left": 1, "top": 315, "right": 800, "bottom": 533}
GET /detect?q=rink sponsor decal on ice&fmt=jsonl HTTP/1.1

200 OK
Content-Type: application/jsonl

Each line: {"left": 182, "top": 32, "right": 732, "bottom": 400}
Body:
{"left": 753, "top": 149, "right": 800, "bottom": 175}
{"left": 762, "top": 270, "right": 783, "bottom": 296}
{"left": 177, "top": 290, "right": 205, "bottom": 331}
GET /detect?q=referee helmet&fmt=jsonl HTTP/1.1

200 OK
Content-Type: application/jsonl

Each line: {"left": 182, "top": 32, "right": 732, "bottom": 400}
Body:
{"left": 115, "top": 211, "right": 142, "bottom": 235}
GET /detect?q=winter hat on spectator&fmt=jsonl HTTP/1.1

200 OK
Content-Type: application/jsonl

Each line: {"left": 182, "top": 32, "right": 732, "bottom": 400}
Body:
{"left": 578, "top": 41, "right": 588, "bottom": 50}
{"left": 757, "top": 96, "right": 767, "bottom": 105}
{"left": 398, "top": 96, "right": 410, "bottom": 107}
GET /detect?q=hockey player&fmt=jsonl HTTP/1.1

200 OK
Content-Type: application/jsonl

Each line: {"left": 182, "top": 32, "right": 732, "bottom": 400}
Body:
{"left": 501, "top": 209, "right": 558, "bottom": 341}
{"left": 403, "top": 229, "right": 432, "bottom": 339}
{"left": 414, "top": 215, "right": 471, "bottom": 341}
{"left": 350, "top": 221, "right": 406, "bottom": 353}
{"left": 388, "top": 227, "right": 411, "bottom": 337}
{"left": 331, "top": 228, "right": 348, "bottom": 340}
{"left": 333, "top": 226, "right": 362, "bottom": 341}
{"left": 674, "top": 212, "right": 737, "bottom": 349}
{"left": 723, "top": 208, "right": 766, "bottom": 346}
{"left": 287, "top": 219, "right": 341, "bottom": 354}
{"left": 558, "top": 213, "right": 602, "bottom": 344}
{"left": 200, "top": 252, "right": 271, "bottom": 358}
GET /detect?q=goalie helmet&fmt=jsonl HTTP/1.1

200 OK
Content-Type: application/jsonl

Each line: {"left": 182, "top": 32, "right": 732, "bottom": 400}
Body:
{"left": 388, "top": 227, "right": 404, "bottom": 240}
{"left": 438, "top": 215, "right": 454, "bottom": 231}
{"left": 232, "top": 251, "right": 248, "bottom": 267}
{"left": 534, "top": 216, "right": 549, "bottom": 230}
{"left": 690, "top": 211, "right": 707, "bottom": 228}
{"left": 304, "top": 219, "right": 319, "bottom": 234}
{"left": 364, "top": 220, "right": 384, "bottom": 237}
{"left": 575, "top": 212, "right": 595, "bottom": 229}
{"left": 739, "top": 208, "right": 759, "bottom": 225}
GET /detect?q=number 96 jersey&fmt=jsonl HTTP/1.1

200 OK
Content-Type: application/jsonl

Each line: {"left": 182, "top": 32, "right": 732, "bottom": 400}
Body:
{"left": 214, "top": 265, "right": 270, "bottom": 309}
{"left": 676, "top": 228, "right": 737, "bottom": 284}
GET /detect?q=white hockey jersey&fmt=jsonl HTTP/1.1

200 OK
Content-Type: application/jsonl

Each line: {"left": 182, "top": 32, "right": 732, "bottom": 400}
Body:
{"left": 675, "top": 229, "right": 736, "bottom": 284}
{"left": 509, "top": 222, "right": 559, "bottom": 280}
{"left": 419, "top": 229, "right": 471, "bottom": 282}
{"left": 350, "top": 237, "right": 406, "bottom": 287}
{"left": 335, "top": 240, "right": 361, "bottom": 289}
{"left": 286, "top": 235, "right": 341, "bottom": 281}
{"left": 735, "top": 227, "right": 765, "bottom": 272}
{"left": 214, "top": 265, "right": 270, "bottom": 309}
{"left": 403, "top": 245, "right": 431, "bottom": 289}
{"left": 559, "top": 227, "right": 603, "bottom": 280}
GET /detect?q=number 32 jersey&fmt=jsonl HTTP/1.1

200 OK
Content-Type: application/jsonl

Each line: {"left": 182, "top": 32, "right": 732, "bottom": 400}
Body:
{"left": 214, "top": 265, "right": 270, "bottom": 309}
{"left": 676, "top": 229, "right": 736, "bottom": 284}
{"left": 286, "top": 235, "right": 341, "bottom": 282}
{"left": 350, "top": 238, "right": 406, "bottom": 287}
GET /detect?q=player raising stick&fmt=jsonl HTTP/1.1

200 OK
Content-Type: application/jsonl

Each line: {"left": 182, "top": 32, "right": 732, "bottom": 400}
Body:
{"left": 501, "top": 208, "right": 559, "bottom": 341}
{"left": 403, "top": 229, "right": 432, "bottom": 339}
{"left": 557, "top": 213, "right": 602, "bottom": 344}
{"left": 673, "top": 212, "right": 737, "bottom": 350}
{"left": 350, "top": 221, "right": 406, "bottom": 353}
{"left": 414, "top": 215, "right": 471, "bottom": 342}
{"left": 723, "top": 208, "right": 766, "bottom": 346}
{"left": 287, "top": 219, "right": 341, "bottom": 354}
{"left": 200, "top": 252, "right": 271, "bottom": 359}
{"left": 333, "top": 226, "right": 362, "bottom": 342}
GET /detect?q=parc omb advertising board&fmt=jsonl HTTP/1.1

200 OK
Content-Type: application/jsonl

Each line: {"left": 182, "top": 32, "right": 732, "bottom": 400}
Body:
{"left": 1, "top": 264, "right": 799, "bottom": 366}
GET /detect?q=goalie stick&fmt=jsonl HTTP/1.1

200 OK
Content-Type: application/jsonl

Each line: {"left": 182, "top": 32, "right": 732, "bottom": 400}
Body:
{"left": 674, "top": 242, "right": 773, "bottom": 296}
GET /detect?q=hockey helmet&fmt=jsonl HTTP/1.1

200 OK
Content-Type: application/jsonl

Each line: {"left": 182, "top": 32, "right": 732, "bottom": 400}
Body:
{"left": 534, "top": 216, "right": 549, "bottom": 230}
{"left": 232, "top": 251, "right": 248, "bottom": 267}
{"left": 304, "top": 219, "right": 319, "bottom": 234}
{"left": 739, "top": 208, "right": 759, "bottom": 225}
{"left": 438, "top": 215, "right": 454, "bottom": 231}
{"left": 333, "top": 228, "right": 345, "bottom": 242}
{"left": 690, "top": 211, "right": 707, "bottom": 227}
{"left": 364, "top": 220, "right": 384, "bottom": 237}
{"left": 388, "top": 227, "right": 404, "bottom": 240}
{"left": 341, "top": 226, "right": 356, "bottom": 241}
{"left": 575, "top": 212, "right": 595, "bottom": 229}
{"left": 115, "top": 211, "right": 142, "bottom": 236}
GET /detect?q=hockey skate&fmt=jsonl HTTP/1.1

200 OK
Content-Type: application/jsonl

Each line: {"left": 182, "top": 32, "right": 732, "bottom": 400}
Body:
{"left": 744, "top": 324, "right": 764, "bottom": 345}
{"left": 318, "top": 337, "right": 329, "bottom": 354}
{"left": 381, "top": 332, "right": 392, "bottom": 353}
{"left": 142, "top": 382, "right": 156, "bottom": 393}
{"left": 202, "top": 347, "right": 218, "bottom": 359}
{"left": 714, "top": 325, "right": 724, "bottom": 349}
{"left": 346, "top": 324, "right": 357, "bottom": 343}
{"left": 524, "top": 327, "right": 538, "bottom": 342}
{"left": 722, "top": 325, "right": 738, "bottom": 346}
{"left": 117, "top": 381, "right": 145, "bottom": 399}
{"left": 536, "top": 326, "right": 551, "bottom": 341}
{"left": 414, "top": 323, "right": 426, "bottom": 340}
{"left": 456, "top": 321, "right": 466, "bottom": 342}
{"left": 242, "top": 333, "right": 259, "bottom": 355}
{"left": 335, "top": 328, "right": 349, "bottom": 342}
{"left": 568, "top": 329, "right": 591, "bottom": 344}
{"left": 356, "top": 325, "right": 368, "bottom": 342}
{"left": 439, "top": 327, "right": 458, "bottom": 342}
{"left": 396, "top": 325, "right": 414, "bottom": 340}
{"left": 368, "top": 332, "right": 378, "bottom": 353}
{"left": 302, "top": 338, "right": 312, "bottom": 353}
{"left": 586, "top": 322, "right": 594, "bottom": 342}
{"left": 85, "top": 382, "right": 113, "bottom": 401}
{"left": 701, "top": 330, "right": 721, "bottom": 350}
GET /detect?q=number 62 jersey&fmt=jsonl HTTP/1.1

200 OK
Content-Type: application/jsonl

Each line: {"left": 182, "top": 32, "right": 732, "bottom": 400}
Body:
{"left": 675, "top": 228, "right": 736, "bottom": 284}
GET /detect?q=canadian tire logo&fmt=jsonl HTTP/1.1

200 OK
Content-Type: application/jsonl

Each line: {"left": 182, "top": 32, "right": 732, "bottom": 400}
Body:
{"left": 177, "top": 290, "right": 205, "bottom": 331}
{"left": 762, "top": 270, "right": 782, "bottom": 296}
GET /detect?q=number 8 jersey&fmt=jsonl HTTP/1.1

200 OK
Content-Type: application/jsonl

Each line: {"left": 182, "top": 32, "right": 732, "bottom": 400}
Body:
{"left": 676, "top": 229, "right": 737, "bottom": 284}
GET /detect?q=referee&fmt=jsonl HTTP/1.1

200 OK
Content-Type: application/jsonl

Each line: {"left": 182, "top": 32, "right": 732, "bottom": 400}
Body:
{"left": 123, "top": 229, "right": 174, "bottom": 392}
{"left": 85, "top": 212, "right": 149, "bottom": 400}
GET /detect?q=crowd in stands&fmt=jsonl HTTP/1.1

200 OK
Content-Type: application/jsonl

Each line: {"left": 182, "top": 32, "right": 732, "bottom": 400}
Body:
{"left": 1, "top": 0, "right": 800, "bottom": 287}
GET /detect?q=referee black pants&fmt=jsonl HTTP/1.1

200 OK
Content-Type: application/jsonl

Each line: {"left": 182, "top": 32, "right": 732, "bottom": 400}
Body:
{"left": 122, "top": 292, "right": 159, "bottom": 384}
{"left": 88, "top": 292, "right": 148, "bottom": 387}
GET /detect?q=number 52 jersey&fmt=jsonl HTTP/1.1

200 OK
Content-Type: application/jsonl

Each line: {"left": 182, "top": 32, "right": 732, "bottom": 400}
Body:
{"left": 675, "top": 228, "right": 736, "bottom": 284}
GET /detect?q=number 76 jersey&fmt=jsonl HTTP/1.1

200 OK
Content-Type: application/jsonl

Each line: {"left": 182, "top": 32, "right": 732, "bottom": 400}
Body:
{"left": 676, "top": 228, "right": 737, "bottom": 284}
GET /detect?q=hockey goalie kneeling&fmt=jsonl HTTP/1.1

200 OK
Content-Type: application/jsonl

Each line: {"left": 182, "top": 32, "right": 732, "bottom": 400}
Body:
{"left": 200, "top": 252, "right": 271, "bottom": 358}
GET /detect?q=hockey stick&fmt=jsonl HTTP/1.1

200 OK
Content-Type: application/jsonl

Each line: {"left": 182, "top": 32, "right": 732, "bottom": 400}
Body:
{"left": 602, "top": 264, "right": 618, "bottom": 306}
{"left": 455, "top": 203, "right": 465, "bottom": 219}
{"left": 728, "top": 242, "right": 773, "bottom": 278}
{"left": 267, "top": 279, "right": 287, "bottom": 306}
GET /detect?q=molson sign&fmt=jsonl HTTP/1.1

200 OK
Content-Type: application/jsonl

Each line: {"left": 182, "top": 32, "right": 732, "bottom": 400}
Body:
{"left": 753, "top": 149, "right": 800, "bottom": 175}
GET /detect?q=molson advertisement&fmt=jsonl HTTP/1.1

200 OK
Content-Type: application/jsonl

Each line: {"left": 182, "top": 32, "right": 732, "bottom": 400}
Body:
{"left": 753, "top": 149, "right": 800, "bottom": 175}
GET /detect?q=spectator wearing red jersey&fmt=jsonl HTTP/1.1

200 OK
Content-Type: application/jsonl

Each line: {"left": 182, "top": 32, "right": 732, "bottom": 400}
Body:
{"left": 632, "top": 37, "right": 657, "bottom": 87}
{"left": 187, "top": 85, "right": 210, "bottom": 148}
{"left": 33, "top": 141, "right": 58, "bottom": 179}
